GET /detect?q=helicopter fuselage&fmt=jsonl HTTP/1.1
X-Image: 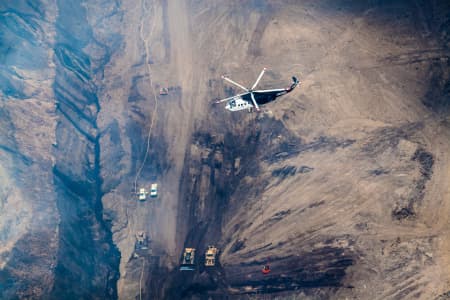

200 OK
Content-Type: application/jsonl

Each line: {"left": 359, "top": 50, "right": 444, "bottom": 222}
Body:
{"left": 225, "top": 96, "right": 252, "bottom": 111}
{"left": 225, "top": 90, "right": 288, "bottom": 111}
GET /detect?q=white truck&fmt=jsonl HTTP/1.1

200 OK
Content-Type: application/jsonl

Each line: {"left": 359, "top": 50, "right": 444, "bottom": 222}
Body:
{"left": 150, "top": 183, "right": 158, "bottom": 197}
{"left": 138, "top": 188, "right": 148, "bottom": 201}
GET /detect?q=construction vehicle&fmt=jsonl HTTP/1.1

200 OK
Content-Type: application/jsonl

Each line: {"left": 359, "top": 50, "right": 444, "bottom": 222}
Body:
{"left": 135, "top": 231, "right": 149, "bottom": 250}
{"left": 138, "top": 188, "right": 148, "bottom": 201}
{"left": 180, "top": 248, "right": 196, "bottom": 271}
{"left": 150, "top": 183, "right": 158, "bottom": 197}
{"left": 205, "top": 246, "right": 218, "bottom": 267}
{"left": 159, "top": 87, "right": 168, "bottom": 95}
{"left": 262, "top": 264, "right": 271, "bottom": 274}
{"left": 262, "top": 257, "right": 271, "bottom": 274}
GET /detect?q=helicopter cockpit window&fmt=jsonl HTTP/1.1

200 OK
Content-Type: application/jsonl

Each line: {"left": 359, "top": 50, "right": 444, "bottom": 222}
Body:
{"left": 229, "top": 100, "right": 236, "bottom": 108}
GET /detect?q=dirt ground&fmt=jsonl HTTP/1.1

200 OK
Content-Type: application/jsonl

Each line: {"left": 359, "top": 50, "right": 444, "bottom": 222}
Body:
{"left": 95, "top": 0, "right": 450, "bottom": 299}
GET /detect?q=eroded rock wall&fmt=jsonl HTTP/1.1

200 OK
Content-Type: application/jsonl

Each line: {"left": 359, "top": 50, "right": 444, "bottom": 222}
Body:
{"left": 50, "top": 0, "right": 121, "bottom": 298}
{"left": 0, "top": 0, "right": 121, "bottom": 298}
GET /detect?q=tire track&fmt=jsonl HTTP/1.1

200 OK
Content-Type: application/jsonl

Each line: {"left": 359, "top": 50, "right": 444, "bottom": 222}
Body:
{"left": 133, "top": 0, "right": 159, "bottom": 195}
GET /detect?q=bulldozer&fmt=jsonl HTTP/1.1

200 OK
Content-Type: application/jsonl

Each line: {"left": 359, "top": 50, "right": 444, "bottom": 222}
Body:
{"left": 180, "top": 248, "right": 196, "bottom": 271}
{"left": 205, "top": 246, "right": 218, "bottom": 267}
{"left": 135, "top": 231, "right": 149, "bottom": 250}
{"left": 159, "top": 87, "right": 168, "bottom": 95}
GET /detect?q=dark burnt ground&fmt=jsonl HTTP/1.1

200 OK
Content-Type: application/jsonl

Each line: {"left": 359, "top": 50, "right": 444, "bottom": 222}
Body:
{"left": 419, "top": 1, "right": 450, "bottom": 115}
{"left": 392, "top": 147, "right": 434, "bottom": 220}
{"left": 149, "top": 108, "right": 358, "bottom": 299}
{"left": 224, "top": 246, "right": 354, "bottom": 293}
{"left": 358, "top": 122, "right": 436, "bottom": 220}
{"left": 161, "top": 230, "right": 356, "bottom": 299}
{"left": 436, "top": 290, "right": 450, "bottom": 300}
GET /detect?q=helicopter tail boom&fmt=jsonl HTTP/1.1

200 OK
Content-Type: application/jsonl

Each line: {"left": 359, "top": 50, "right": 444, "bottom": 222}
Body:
{"left": 287, "top": 76, "right": 299, "bottom": 92}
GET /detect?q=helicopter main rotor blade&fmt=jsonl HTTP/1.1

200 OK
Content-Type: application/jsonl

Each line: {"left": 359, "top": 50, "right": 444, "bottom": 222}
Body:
{"left": 251, "top": 67, "right": 266, "bottom": 90}
{"left": 251, "top": 92, "right": 260, "bottom": 111}
{"left": 215, "top": 92, "right": 249, "bottom": 103}
{"left": 222, "top": 76, "right": 249, "bottom": 92}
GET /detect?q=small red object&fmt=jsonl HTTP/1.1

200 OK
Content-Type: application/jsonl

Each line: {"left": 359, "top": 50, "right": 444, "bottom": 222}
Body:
{"left": 262, "top": 265, "right": 270, "bottom": 274}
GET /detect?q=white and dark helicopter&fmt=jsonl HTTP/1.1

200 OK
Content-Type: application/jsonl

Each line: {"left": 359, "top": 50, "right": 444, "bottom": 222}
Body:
{"left": 215, "top": 68, "right": 299, "bottom": 112}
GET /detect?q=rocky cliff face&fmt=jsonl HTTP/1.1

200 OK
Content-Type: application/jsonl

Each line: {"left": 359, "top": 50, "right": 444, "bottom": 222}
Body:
{"left": 50, "top": 0, "right": 122, "bottom": 298}
{"left": 1, "top": 0, "right": 450, "bottom": 300}
{"left": 0, "top": 0, "right": 120, "bottom": 298}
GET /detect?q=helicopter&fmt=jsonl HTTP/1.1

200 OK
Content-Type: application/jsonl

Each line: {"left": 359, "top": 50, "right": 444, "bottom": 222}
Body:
{"left": 215, "top": 68, "right": 299, "bottom": 112}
